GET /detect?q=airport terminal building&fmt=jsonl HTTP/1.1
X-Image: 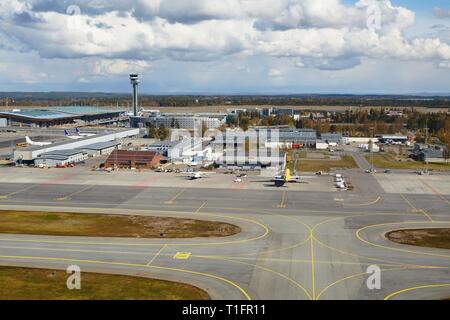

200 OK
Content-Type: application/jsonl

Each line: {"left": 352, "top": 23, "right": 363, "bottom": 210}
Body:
{"left": 0, "top": 107, "right": 125, "bottom": 128}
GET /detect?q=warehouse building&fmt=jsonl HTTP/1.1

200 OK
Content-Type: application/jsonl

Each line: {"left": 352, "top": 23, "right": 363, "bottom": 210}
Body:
{"left": 411, "top": 144, "right": 448, "bottom": 163}
{"left": 417, "top": 149, "right": 447, "bottom": 163}
{"left": 14, "top": 128, "right": 139, "bottom": 163}
{"left": 321, "top": 133, "right": 343, "bottom": 145}
{"left": 35, "top": 150, "right": 88, "bottom": 167}
{"left": 104, "top": 150, "right": 162, "bottom": 169}
{"left": 78, "top": 141, "right": 121, "bottom": 157}
{"left": 131, "top": 113, "right": 227, "bottom": 130}
{"left": 148, "top": 141, "right": 180, "bottom": 156}
{"left": 265, "top": 129, "right": 318, "bottom": 148}
{"left": 377, "top": 135, "right": 410, "bottom": 145}
{"left": 148, "top": 139, "right": 208, "bottom": 163}
{"left": 216, "top": 151, "right": 285, "bottom": 170}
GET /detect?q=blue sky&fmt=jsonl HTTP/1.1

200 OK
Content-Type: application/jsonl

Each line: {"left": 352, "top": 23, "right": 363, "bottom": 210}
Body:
{"left": 0, "top": 0, "right": 449, "bottom": 94}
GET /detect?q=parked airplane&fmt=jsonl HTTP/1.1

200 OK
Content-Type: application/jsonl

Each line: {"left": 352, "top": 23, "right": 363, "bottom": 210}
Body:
{"left": 273, "top": 168, "right": 301, "bottom": 187}
{"left": 189, "top": 172, "right": 209, "bottom": 180}
{"left": 64, "top": 130, "right": 83, "bottom": 140}
{"left": 25, "top": 136, "right": 52, "bottom": 146}
{"left": 76, "top": 128, "right": 96, "bottom": 137}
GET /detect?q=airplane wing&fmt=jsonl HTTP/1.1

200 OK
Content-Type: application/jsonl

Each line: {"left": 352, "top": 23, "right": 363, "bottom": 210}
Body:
{"left": 288, "top": 175, "right": 301, "bottom": 183}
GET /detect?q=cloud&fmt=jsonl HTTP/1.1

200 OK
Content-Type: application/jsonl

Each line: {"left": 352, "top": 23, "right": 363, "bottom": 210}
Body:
{"left": 294, "top": 60, "right": 305, "bottom": 68}
{"left": 90, "top": 59, "right": 151, "bottom": 76}
{"left": 438, "top": 61, "right": 450, "bottom": 69}
{"left": 0, "top": 0, "right": 449, "bottom": 72}
{"left": 268, "top": 68, "right": 283, "bottom": 77}
{"left": 433, "top": 7, "right": 450, "bottom": 19}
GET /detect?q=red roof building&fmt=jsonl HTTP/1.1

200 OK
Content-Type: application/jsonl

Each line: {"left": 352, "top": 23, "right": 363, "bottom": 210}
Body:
{"left": 105, "top": 150, "right": 162, "bottom": 169}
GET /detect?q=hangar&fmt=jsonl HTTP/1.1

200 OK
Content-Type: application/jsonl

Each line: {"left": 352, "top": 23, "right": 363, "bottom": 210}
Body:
{"left": 35, "top": 150, "right": 88, "bottom": 167}
{"left": 79, "top": 141, "right": 121, "bottom": 157}
{"left": 104, "top": 150, "right": 162, "bottom": 169}
{"left": 14, "top": 128, "right": 139, "bottom": 162}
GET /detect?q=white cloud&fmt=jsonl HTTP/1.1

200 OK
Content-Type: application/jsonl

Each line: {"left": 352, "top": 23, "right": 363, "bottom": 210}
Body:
{"left": 90, "top": 59, "right": 151, "bottom": 76}
{"left": 433, "top": 7, "right": 450, "bottom": 19}
{"left": 438, "top": 61, "right": 450, "bottom": 69}
{"left": 294, "top": 60, "right": 305, "bottom": 68}
{"left": 268, "top": 68, "right": 283, "bottom": 77}
{"left": 0, "top": 0, "right": 449, "bottom": 72}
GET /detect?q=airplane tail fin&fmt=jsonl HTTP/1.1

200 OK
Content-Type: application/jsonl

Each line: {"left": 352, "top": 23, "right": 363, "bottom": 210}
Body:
{"left": 284, "top": 168, "right": 291, "bottom": 183}
{"left": 25, "top": 136, "right": 33, "bottom": 144}
{"left": 64, "top": 130, "right": 70, "bottom": 136}
{"left": 76, "top": 128, "right": 81, "bottom": 134}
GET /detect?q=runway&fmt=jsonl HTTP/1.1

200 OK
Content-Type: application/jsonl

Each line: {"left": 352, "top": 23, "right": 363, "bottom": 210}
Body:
{"left": 0, "top": 182, "right": 449, "bottom": 300}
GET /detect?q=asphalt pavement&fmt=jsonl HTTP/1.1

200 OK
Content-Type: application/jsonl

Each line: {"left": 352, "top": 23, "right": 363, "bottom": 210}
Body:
{"left": 0, "top": 180, "right": 449, "bottom": 300}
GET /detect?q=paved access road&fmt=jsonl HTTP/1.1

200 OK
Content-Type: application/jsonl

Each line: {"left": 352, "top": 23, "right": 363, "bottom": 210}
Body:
{"left": 0, "top": 182, "right": 449, "bottom": 300}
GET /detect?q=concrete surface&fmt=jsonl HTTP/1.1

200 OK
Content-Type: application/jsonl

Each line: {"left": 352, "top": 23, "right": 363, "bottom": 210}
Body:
{"left": 0, "top": 174, "right": 449, "bottom": 300}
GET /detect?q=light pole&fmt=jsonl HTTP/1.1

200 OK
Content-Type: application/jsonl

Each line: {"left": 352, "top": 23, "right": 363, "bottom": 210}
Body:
{"left": 370, "top": 127, "right": 375, "bottom": 173}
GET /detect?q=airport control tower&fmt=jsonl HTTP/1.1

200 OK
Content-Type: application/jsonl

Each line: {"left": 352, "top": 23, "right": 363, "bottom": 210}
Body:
{"left": 130, "top": 74, "right": 140, "bottom": 117}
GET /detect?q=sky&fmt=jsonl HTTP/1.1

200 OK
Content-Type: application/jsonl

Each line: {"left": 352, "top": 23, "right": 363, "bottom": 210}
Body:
{"left": 0, "top": 0, "right": 449, "bottom": 94}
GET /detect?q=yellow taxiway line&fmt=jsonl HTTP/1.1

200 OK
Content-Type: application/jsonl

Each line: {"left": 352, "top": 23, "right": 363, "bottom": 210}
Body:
{"left": 316, "top": 267, "right": 406, "bottom": 300}
{"left": 0, "top": 253, "right": 252, "bottom": 300}
{"left": 384, "top": 283, "right": 450, "bottom": 300}
{"left": 164, "top": 189, "right": 186, "bottom": 205}
{"left": 0, "top": 185, "right": 37, "bottom": 199}
{"left": 356, "top": 222, "right": 450, "bottom": 259}
{"left": 55, "top": 185, "right": 95, "bottom": 201}
{"left": 0, "top": 210, "right": 270, "bottom": 248}
{"left": 199, "top": 255, "right": 313, "bottom": 300}
{"left": 147, "top": 244, "right": 167, "bottom": 266}
{"left": 0, "top": 244, "right": 424, "bottom": 268}
{"left": 342, "top": 196, "right": 381, "bottom": 207}
{"left": 277, "top": 190, "right": 287, "bottom": 209}
{"left": 400, "top": 194, "right": 434, "bottom": 222}
{"left": 310, "top": 232, "right": 316, "bottom": 300}
{"left": 0, "top": 204, "right": 271, "bottom": 247}
{"left": 194, "top": 202, "right": 208, "bottom": 214}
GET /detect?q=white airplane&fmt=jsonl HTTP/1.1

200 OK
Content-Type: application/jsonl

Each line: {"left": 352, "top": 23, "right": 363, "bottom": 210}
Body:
{"left": 25, "top": 136, "right": 52, "bottom": 146}
{"left": 76, "top": 128, "right": 96, "bottom": 137}
{"left": 189, "top": 172, "right": 213, "bottom": 180}
{"left": 64, "top": 130, "right": 83, "bottom": 140}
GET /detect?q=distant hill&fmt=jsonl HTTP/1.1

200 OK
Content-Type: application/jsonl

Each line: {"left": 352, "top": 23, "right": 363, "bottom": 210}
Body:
{"left": 0, "top": 92, "right": 449, "bottom": 108}
{"left": 1, "top": 92, "right": 450, "bottom": 100}
{"left": 0, "top": 92, "right": 129, "bottom": 100}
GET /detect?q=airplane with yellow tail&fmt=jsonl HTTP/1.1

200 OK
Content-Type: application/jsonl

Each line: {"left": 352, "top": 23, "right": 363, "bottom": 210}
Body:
{"left": 273, "top": 168, "right": 300, "bottom": 187}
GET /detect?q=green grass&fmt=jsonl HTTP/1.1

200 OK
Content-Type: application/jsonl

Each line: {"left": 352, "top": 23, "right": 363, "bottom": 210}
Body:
{"left": 0, "top": 266, "right": 209, "bottom": 300}
{"left": 0, "top": 210, "right": 241, "bottom": 238}
{"left": 387, "top": 229, "right": 450, "bottom": 250}
{"left": 295, "top": 155, "right": 357, "bottom": 172}
{"left": 365, "top": 153, "right": 450, "bottom": 170}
